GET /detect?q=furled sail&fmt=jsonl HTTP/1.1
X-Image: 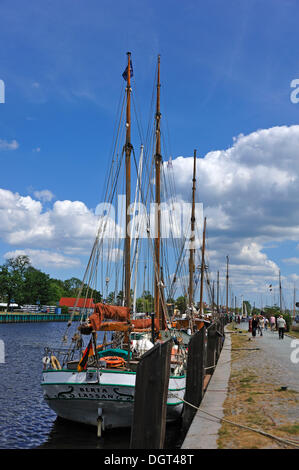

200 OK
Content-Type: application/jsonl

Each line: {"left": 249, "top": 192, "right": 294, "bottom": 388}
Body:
{"left": 85, "top": 302, "right": 159, "bottom": 332}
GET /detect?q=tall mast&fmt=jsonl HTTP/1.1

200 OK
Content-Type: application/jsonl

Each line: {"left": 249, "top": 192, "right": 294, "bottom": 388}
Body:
{"left": 293, "top": 284, "right": 296, "bottom": 322}
{"left": 125, "top": 52, "right": 132, "bottom": 310}
{"left": 217, "top": 270, "right": 220, "bottom": 313}
{"left": 154, "top": 55, "right": 162, "bottom": 329}
{"left": 188, "top": 149, "right": 197, "bottom": 308}
{"left": 226, "top": 255, "right": 229, "bottom": 315}
{"left": 279, "top": 270, "right": 282, "bottom": 313}
{"left": 199, "top": 217, "right": 206, "bottom": 316}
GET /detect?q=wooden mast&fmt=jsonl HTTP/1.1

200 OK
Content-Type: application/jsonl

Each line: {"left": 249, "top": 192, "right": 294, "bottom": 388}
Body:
{"left": 188, "top": 149, "right": 197, "bottom": 309}
{"left": 293, "top": 284, "right": 296, "bottom": 322}
{"left": 199, "top": 217, "right": 206, "bottom": 316}
{"left": 217, "top": 270, "right": 220, "bottom": 313}
{"left": 154, "top": 55, "right": 162, "bottom": 329}
{"left": 226, "top": 255, "right": 229, "bottom": 315}
{"left": 279, "top": 270, "right": 282, "bottom": 313}
{"left": 125, "top": 52, "right": 132, "bottom": 311}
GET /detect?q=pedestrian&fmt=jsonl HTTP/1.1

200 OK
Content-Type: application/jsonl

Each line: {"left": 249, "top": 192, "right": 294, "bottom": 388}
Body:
{"left": 251, "top": 315, "right": 258, "bottom": 337}
{"left": 270, "top": 315, "right": 276, "bottom": 331}
{"left": 277, "top": 315, "right": 286, "bottom": 339}
{"left": 258, "top": 315, "right": 264, "bottom": 336}
{"left": 265, "top": 317, "right": 269, "bottom": 330}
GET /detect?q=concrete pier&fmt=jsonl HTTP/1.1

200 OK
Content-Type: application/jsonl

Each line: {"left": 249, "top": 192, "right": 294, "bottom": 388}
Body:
{"left": 182, "top": 326, "right": 231, "bottom": 449}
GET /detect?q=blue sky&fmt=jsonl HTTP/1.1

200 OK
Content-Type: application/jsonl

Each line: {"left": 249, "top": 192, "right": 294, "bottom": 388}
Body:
{"left": 1, "top": 0, "right": 299, "bottom": 308}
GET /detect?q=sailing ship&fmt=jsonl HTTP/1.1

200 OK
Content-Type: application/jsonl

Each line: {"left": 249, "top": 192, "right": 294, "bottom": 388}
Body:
{"left": 41, "top": 53, "right": 191, "bottom": 434}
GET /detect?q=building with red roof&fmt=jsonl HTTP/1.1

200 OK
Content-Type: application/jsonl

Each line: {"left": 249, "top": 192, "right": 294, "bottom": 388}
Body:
{"left": 59, "top": 297, "right": 95, "bottom": 311}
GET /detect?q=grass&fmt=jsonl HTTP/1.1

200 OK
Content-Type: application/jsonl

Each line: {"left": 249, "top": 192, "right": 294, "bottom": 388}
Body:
{"left": 278, "top": 424, "right": 299, "bottom": 435}
{"left": 217, "top": 327, "right": 299, "bottom": 449}
{"left": 289, "top": 328, "right": 299, "bottom": 339}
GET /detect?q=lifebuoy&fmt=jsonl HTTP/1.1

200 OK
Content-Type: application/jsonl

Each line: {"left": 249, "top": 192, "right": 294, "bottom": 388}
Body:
{"left": 50, "top": 355, "right": 62, "bottom": 370}
{"left": 99, "top": 356, "right": 126, "bottom": 368}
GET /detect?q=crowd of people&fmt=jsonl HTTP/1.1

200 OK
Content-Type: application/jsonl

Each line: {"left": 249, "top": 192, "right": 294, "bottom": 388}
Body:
{"left": 251, "top": 314, "right": 286, "bottom": 339}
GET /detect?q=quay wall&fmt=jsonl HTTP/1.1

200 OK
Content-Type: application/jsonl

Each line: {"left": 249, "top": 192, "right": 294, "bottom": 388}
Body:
{"left": 0, "top": 313, "right": 81, "bottom": 323}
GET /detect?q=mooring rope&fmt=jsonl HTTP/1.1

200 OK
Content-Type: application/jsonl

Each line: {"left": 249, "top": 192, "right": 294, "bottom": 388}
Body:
{"left": 172, "top": 394, "right": 299, "bottom": 448}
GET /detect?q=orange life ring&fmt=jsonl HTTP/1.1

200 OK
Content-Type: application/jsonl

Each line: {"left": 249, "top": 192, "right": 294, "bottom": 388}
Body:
{"left": 99, "top": 356, "right": 126, "bottom": 368}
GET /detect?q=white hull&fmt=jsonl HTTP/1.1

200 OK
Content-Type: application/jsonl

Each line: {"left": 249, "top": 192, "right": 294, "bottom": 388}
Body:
{"left": 42, "top": 368, "right": 185, "bottom": 430}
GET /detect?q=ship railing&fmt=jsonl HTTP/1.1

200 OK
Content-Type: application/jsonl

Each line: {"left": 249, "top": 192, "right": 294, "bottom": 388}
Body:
{"left": 43, "top": 346, "right": 81, "bottom": 369}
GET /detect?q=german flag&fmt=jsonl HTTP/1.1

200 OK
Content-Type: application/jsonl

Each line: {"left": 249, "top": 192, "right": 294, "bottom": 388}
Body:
{"left": 77, "top": 339, "right": 94, "bottom": 372}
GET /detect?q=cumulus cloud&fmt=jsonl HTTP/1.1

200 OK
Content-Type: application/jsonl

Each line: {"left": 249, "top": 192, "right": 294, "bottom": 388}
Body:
{"left": 4, "top": 249, "right": 80, "bottom": 269}
{"left": 167, "top": 125, "right": 299, "bottom": 300}
{"left": 0, "top": 189, "right": 98, "bottom": 251}
{"left": 0, "top": 124, "right": 298, "bottom": 302}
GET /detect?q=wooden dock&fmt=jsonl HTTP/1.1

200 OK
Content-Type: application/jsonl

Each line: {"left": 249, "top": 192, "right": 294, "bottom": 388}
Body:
{"left": 0, "top": 313, "right": 81, "bottom": 323}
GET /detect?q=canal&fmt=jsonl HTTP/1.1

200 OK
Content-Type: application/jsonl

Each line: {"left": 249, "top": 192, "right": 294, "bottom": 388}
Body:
{"left": 0, "top": 322, "right": 183, "bottom": 449}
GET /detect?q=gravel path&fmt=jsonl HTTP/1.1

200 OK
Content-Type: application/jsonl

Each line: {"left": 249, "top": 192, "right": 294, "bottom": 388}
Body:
{"left": 217, "top": 323, "right": 299, "bottom": 449}
{"left": 239, "top": 321, "right": 299, "bottom": 393}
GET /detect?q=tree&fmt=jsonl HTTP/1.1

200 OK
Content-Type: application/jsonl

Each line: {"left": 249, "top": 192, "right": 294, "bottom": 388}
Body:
{"left": 63, "top": 277, "right": 82, "bottom": 297}
{"left": 0, "top": 255, "right": 105, "bottom": 308}
{"left": 243, "top": 300, "right": 252, "bottom": 315}
{"left": 175, "top": 296, "right": 187, "bottom": 314}
{"left": 48, "top": 279, "right": 65, "bottom": 304}
{"left": 0, "top": 255, "right": 31, "bottom": 308}
{"left": 23, "top": 267, "right": 51, "bottom": 305}
{"left": 116, "top": 290, "right": 124, "bottom": 306}
{"left": 136, "top": 293, "right": 154, "bottom": 313}
{"left": 264, "top": 305, "right": 291, "bottom": 331}
{"left": 106, "top": 291, "right": 116, "bottom": 304}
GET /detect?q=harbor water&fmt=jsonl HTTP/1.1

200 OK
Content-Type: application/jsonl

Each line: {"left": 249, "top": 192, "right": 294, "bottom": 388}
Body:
{"left": 0, "top": 322, "right": 183, "bottom": 449}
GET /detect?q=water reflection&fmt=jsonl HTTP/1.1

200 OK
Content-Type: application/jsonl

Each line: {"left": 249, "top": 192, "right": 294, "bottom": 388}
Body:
{"left": 38, "top": 416, "right": 130, "bottom": 449}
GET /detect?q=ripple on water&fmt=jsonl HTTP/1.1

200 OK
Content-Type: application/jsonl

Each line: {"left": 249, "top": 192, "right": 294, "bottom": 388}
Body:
{"left": 0, "top": 322, "right": 182, "bottom": 449}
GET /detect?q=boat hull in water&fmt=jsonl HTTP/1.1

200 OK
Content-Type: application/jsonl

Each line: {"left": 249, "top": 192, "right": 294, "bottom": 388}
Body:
{"left": 42, "top": 368, "right": 185, "bottom": 429}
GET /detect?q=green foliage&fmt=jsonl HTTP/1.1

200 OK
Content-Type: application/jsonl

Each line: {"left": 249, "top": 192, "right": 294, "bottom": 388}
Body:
{"left": 23, "top": 267, "right": 50, "bottom": 305}
{"left": 0, "top": 255, "right": 103, "bottom": 308}
{"left": 282, "top": 312, "right": 292, "bottom": 332}
{"left": 264, "top": 305, "right": 291, "bottom": 331}
{"left": 136, "top": 292, "right": 154, "bottom": 313}
{"left": 0, "top": 255, "right": 31, "bottom": 307}
{"left": 264, "top": 305, "right": 281, "bottom": 317}
{"left": 61, "top": 305, "right": 69, "bottom": 315}
{"left": 243, "top": 300, "right": 252, "bottom": 314}
{"left": 106, "top": 291, "right": 116, "bottom": 304}
{"left": 175, "top": 295, "right": 187, "bottom": 313}
{"left": 251, "top": 307, "right": 261, "bottom": 315}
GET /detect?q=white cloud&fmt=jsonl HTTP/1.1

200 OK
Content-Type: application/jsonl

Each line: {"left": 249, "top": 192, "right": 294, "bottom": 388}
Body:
{"left": 282, "top": 257, "right": 299, "bottom": 265}
{"left": 0, "top": 139, "right": 19, "bottom": 150}
{"left": 0, "top": 189, "right": 98, "bottom": 252}
{"left": 168, "top": 124, "right": 299, "bottom": 300}
{"left": 4, "top": 249, "right": 80, "bottom": 269}
{"left": 33, "top": 189, "right": 54, "bottom": 202}
{"left": 0, "top": 124, "right": 299, "bottom": 302}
